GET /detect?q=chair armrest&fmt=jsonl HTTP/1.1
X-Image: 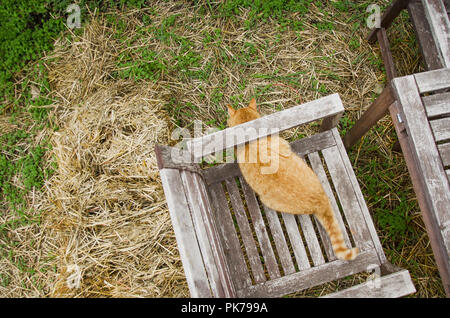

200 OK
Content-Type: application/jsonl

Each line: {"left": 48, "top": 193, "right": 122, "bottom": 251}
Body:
{"left": 321, "top": 269, "right": 416, "bottom": 298}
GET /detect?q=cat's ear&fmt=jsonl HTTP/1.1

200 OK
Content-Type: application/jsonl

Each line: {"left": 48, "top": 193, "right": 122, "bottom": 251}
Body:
{"left": 249, "top": 98, "right": 257, "bottom": 110}
{"left": 227, "top": 105, "right": 236, "bottom": 116}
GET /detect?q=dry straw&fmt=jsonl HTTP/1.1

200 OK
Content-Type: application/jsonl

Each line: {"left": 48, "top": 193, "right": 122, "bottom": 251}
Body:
{"left": 1, "top": 0, "right": 443, "bottom": 297}
{"left": 38, "top": 15, "right": 188, "bottom": 297}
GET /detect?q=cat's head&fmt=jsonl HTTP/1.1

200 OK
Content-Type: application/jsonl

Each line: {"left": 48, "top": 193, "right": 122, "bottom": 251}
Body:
{"left": 227, "top": 98, "right": 260, "bottom": 127}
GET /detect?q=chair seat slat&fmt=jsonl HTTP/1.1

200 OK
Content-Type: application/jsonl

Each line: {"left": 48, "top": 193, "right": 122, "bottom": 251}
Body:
{"left": 414, "top": 68, "right": 450, "bottom": 93}
{"left": 297, "top": 214, "right": 326, "bottom": 266}
{"left": 240, "top": 177, "right": 281, "bottom": 279}
{"left": 430, "top": 117, "right": 450, "bottom": 142}
{"left": 263, "top": 206, "right": 296, "bottom": 275}
{"left": 322, "top": 146, "right": 374, "bottom": 251}
{"left": 422, "top": 92, "right": 450, "bottom": 118}
{"left": 209, "top": 182, "right": 252, "bottom": 290}
{"left": 280, "top": 213, "right": 311, "bottom": 271}
{"left": 308, "top": 151, "right": 352, "bottom": 260}
{"left": 438, "top": 142, "right": 450, "bottom": 166}
{"left": 224, "top": 178, "right": 267, "bottom": 284}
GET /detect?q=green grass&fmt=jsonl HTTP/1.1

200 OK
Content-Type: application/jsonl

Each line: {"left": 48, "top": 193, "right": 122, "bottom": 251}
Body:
{"left": 338, "top": 106, "right": 419, "bottom": 250}
{"left": 0, "top": 0, "right": 151, "bottom": 106}
{"left": 0, "top": 62, "right": 55, "bottom": 229}
{"left": 349, "top": 140, "right": 417, "bottom": 247}
{"left": 0, "top": 0, "right": 444, "bottom": 297}
{"left": 217, "top": 0, "right": 312, "bottom": 21}
{"left": 0, "top": 0, "right": 152, "bottom": 209}
{"left": 0, "top": 0, "right": 151, "bottom": 293}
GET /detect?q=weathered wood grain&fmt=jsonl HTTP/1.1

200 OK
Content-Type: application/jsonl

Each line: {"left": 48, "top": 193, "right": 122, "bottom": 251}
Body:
{"left": 422, "top": 91, "right": 450, "bottom": 117}
{"left": 408, "top": 0, "right": 445, "bottom": 70}
{"left": 280, "top": 212, "right": 311, "bottom": 271}
{"left": 389, "top": 101, "right": 450, "bottom": 297}
{"left": 392, "top": 75, "right": 450, "bottom": 295}
{"left": 240, "top": 177, "right": 281, "bottom": 279}
{"left": 159, "top": 169, "right": 212, "bottom": 297}
{"left": 203, "top": 163, "right": 241, "bottom": 185}
{"left": 224, "top": 178, "right": 266, "bottom": 284}
{"left": 322, "top": 145, "right": 375, "bottom": 252}
{"left": 297, "top": 214, "right": 326, "bottom": 266}
{"left": 155, "top": 143, "right": 194, "bottom": 169}
{"left": 238, "top": 249, "right": 380, "bottom": 297}
{"left": 422, "top": 0, "right": 450, "bottom": 67}
{"left": 196, "top": 174, "right": 237, "bottom": 297}
{"left": 208, "top": 182, "right": 252, "bottom": 290}
{"left": 181, "top": 171, "right": 235, "bottom": 297}
{"left": 414, "top": 68, "right": 450, "bottom": 93}
{"left": 322, "top": 269, "right": 416, "bottom": 298}
{"left": 331, "top": 128, "right": 387, "bottom": 263}
{"left": 430, "top": 117, "right": 450, "bottom": 142}
{"left": 289, "top": 129, "right": 336, "bottom": 156}
{"left": 263, "top": 206, "right": 296, "bottom": 275}
{"left": 308, "top": 151, "right": 352, "bottom": 260}
{"left": 377, "top": 27, "right": 397, "bottom": 82}
{"left": 394, "top": 91, "right": 450, "bottom": 222}
{"left": 438, "top": 142, "right": 450, "bottom": 166}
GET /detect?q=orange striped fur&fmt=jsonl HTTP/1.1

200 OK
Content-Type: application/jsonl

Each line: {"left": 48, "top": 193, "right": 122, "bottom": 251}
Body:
{"left": 227, "top": 99, "right": 358, "bottom": 261}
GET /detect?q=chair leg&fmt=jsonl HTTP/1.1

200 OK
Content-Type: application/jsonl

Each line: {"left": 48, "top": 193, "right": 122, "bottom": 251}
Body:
{"left": 367, "top": 0, "right": 412, "bottom": 43}
{"left": 380, "top": 261, "right": 403, "bottom": 275}
{"left": 377, "top": 28, "right": 397, "bottom": 82}
{"left": 343, "top": 85, "right": 395, "bottom": 150}
{"left": 392, "top": 139, "right": 402, "bottom": 152}
{"left": 320, "top": 113, "right": 343, "bottom": 132}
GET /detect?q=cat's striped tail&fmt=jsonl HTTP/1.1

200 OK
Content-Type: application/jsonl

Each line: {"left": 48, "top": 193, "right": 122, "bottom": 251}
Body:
{"left": 315, "top": 205, "right": 359, "bottom": 261}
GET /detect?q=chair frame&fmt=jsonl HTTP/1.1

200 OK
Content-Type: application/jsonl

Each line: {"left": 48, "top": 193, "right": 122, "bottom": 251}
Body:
{"left": 345, "top": 0, "right": 450, "bottom": 296}
{"left": 344, "top": 68, "right": 450, "bottom": 296}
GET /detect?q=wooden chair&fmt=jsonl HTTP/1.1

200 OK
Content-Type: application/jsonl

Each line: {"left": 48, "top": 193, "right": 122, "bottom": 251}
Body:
{"left": 345, "top": 0, "right": 450, "bottom": 296}
{"left": 155, "top": 93, "right": 416, "bottom": 297}
{"left": 367, "top": 0, "right": 450, "bottom": 81}
{"left": 344, "top": 68, "right": 450, "bottom": 296}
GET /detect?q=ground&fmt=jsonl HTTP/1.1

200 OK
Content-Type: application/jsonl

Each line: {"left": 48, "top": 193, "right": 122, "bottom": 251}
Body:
{"left": 0, "top": 0, "right": 445, "bottom": 297}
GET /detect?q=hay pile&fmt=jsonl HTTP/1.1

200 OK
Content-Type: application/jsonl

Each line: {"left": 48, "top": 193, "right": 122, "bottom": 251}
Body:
{"left": 43, "top": 83, "right": 186, "bottom": 297}
{"left": 36, "top": 17, "right": 188, "bottom": 297}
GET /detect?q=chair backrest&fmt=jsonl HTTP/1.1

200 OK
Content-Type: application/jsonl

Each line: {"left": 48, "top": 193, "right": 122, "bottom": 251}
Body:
{"left": 185, "top": 93, "right": 344, "bottom": 162}
{"left": 421, "top": 0, "right": 450, "bottom": 68}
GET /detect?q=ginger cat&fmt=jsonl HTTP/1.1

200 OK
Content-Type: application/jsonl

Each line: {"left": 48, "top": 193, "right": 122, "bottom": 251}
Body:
{"left": 227, "top": 98, "right": 359, "bottom": 261}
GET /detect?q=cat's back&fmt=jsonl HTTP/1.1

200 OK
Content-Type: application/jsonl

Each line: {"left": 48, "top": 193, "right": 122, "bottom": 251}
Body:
{"left": 237, "top": 136, "right": 323, "bottom": 194}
